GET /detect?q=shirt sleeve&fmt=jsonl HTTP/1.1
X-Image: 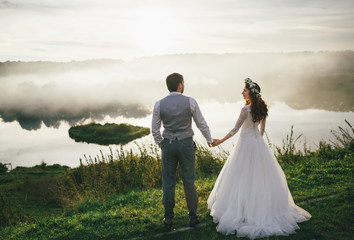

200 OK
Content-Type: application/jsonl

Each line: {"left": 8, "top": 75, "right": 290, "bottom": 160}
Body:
{"left": 229, "top": 106, "right": 249, "bottom": 136}
{"left": 151, "top": 101, "right": 163, "bottom": 145}
{"left": 260, "top": 117, "right": 266, "bottom": 136}
{"left": 190, "top": 98, "right": 213, "bottom": 143}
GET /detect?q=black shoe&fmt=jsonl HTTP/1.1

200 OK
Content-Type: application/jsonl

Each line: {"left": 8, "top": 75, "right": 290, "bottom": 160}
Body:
{"left": 189, "top": 219, "right": 200, "bottom": 227}
{"left": 163, "top": 218, "right": 173, "bottom": 227}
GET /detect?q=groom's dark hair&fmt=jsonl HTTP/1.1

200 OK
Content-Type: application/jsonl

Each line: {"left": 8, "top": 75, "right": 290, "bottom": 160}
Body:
{"left": 166, "top": 73, "right": 183, "bottom": 92}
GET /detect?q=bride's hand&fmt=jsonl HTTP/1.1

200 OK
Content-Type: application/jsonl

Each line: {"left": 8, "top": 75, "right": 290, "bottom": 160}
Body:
{"left": 212, "top": 139, "right": 221, "bottom": 147}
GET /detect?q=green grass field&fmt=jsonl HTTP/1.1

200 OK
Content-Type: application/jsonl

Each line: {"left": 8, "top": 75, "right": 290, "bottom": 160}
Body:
{"left": 0, "top": 122, "right": 353, "bottom": 239}
{"left": 1, "top": 172, "right": 352, "bottom": 239}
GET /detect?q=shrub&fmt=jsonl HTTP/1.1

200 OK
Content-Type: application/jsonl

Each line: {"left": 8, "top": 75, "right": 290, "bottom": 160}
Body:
{"left": 40, "top": 161, "right": 47, "bottom": 171}
{"left": 0, "top": 163, "right": 7, "bottom": 174}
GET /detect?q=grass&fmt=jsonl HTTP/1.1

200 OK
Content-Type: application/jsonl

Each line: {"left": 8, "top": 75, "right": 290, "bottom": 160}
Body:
{"left": 0, "top": 164, "right": 69, "bottom": 226}
{"left": 1, "top": 170, "right": 352, "bottom": 239}
{"left": 0, "top": 120, "right": 353, "bottom": 239}
{"left": 154, "top": 191, "right": 353, "bottom": 240}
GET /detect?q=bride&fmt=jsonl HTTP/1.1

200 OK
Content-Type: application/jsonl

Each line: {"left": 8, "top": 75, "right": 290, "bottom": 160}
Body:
{"left": 208, "top": 78, "right": 311, "bottom": 239}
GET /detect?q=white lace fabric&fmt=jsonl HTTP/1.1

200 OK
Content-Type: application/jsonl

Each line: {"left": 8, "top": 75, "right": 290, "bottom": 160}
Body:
{"left": 208, "top": 105, "right": 311, "bottom": 239}
{"left": 229, "top": 105, "right": 266, "bottom": 138}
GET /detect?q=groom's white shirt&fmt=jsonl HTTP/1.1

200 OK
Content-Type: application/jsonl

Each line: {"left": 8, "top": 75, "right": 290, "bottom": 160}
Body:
{"left": 152, "top": 92, "right": 213, "bottom": 145}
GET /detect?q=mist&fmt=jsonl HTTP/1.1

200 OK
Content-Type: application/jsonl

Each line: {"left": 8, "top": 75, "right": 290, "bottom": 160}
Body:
{"left": 0, "top": 61, "right": 152, "bottom": 130}
{"left": 0, "top": 51, "right": 353, "bottom": 130}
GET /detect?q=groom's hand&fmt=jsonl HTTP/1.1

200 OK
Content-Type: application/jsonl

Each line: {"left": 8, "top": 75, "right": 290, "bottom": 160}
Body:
{"left": 208, "top": 139, "right": 216, "bottom": 147}
{"left": 208, "top": 139, "right": 218, "bottom": 147}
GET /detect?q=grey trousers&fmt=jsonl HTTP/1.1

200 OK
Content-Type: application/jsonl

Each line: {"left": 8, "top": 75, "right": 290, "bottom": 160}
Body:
{"left": 161, "top": 138, "right": 198, "bottom": 222}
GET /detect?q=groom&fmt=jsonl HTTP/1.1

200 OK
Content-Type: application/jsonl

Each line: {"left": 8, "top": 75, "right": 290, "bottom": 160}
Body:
{"left": 152, "top": 73, "right": 214, "bottom": 228}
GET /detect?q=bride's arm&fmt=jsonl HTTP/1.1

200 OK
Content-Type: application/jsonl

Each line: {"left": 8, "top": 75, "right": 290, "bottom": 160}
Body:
{"left": 260, "top": 118, "right": 266, "bottom": 136}
{"left": 214, "top": 133, "right": 232, "bottom": 146}
{"left": 214, "top": 106, "right": 248, "bottom": 146}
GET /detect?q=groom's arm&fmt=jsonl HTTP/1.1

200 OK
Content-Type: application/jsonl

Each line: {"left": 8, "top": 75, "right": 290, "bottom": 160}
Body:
{"left": 190, "top": 98, "right": 213, "bottom": 143}
{"left": 151, "top": 101, "right": 163, "bottom": 146}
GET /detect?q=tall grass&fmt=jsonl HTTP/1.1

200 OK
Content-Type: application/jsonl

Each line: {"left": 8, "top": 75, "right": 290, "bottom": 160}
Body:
{"left": 274, "top": 125, "right": 304, "bottom": 163}
{"left": 58, "top": 144, "right": 160, "bottom": 205}
{"left": 330, "top": 119, "right": 354, "bottom": 148}
{"left": 268, "top": 120, "right": 353, "bottom": 164}
{"left": 195, "top": 143, "right": 228, "bottom": 178}
{"left": 57, "top": 142, "right": 227, "bottom": 207}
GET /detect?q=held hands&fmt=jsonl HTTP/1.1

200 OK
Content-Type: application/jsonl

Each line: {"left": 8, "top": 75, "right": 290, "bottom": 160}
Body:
{"left": 213, "top": 139, "right": 222, "bottom": 147}
{"left": 208, "top": 139, "right": 222, "bottom": 147}
{"left": 207, "top": 141, "right": 214, "bottom": 147}
{"left": 211, "top": 133, "right": 231, "bottom": 147}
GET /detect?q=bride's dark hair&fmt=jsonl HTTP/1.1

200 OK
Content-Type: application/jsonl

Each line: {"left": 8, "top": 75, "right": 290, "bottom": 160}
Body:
{"left": 245, "top": 81, "right": 268, "bottom": 122}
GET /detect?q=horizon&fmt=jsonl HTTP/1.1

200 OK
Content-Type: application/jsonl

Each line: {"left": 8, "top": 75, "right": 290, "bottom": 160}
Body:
{"left": 1, "top": 50, "right": 354, "bottom": 63}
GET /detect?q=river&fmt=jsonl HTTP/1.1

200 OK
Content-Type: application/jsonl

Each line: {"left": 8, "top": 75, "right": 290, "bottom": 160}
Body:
{"left": 1, "top": 101, "right": 352, "bottom": 168}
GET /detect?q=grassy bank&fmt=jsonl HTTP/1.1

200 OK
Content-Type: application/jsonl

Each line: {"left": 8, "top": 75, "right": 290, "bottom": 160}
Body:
{"left": 1, "top": 121, "right": 353, "bottom": 239}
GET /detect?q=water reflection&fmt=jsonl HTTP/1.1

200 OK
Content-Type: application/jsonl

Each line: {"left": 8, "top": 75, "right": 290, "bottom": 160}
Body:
{"left": 0, "top": 101, "right": 352, "bottom": 169}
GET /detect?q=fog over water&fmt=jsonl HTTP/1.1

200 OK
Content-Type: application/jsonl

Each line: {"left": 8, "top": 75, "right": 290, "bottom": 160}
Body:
{"left": 0, "top": 52, "right": 353, "bottom": 168}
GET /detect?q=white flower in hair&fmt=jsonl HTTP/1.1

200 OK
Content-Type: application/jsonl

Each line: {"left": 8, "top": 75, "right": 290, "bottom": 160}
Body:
{"left": 244, "top": 77, "right": 261, "bottom": 98}
{"left": 244, "top": 77, "right": 252, "bottom": 84}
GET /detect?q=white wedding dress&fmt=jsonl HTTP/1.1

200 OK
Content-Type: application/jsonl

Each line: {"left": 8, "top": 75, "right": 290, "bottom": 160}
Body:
{"left": 207, "top": 105, "right": 311, "bottom": 239}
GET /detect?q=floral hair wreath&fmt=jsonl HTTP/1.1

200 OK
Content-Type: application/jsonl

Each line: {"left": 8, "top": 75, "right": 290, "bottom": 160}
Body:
{"left": 244, "top": 78, "right": 261, "bottom": 98}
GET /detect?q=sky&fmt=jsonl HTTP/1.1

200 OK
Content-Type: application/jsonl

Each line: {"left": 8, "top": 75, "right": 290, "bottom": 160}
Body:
{"left": 1, "top": 0, "right": 354, "bottom": 61}
{"left": 1, "top": 0, "right": 353, "bottom": 168}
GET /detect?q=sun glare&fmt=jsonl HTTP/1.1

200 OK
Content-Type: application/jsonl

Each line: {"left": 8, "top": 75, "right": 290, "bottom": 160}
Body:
{"left": 129, "top": 7, "right": 181, "bottom": 56}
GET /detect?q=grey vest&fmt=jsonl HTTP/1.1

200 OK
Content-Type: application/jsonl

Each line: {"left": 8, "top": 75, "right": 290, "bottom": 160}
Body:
{"left": 160, "top": 94, "right": 194, "bottom": 140}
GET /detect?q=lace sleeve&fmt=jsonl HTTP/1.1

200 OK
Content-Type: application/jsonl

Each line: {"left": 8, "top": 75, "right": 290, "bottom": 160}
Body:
{"left": 260, "top": 118, "right": 266, "bottom": 136}
{"left": 229, "top": 106, "right": 249, "bottom": 136}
